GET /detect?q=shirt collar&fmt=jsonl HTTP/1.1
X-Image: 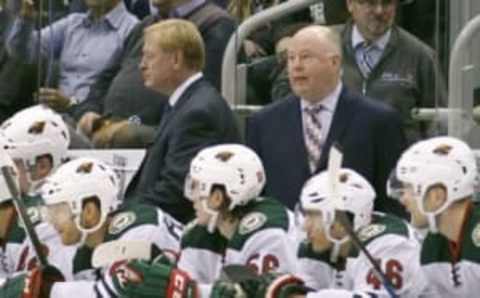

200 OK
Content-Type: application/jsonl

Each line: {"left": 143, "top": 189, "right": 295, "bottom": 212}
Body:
{"left": 301, "top": 82, "right": 342, "bottom": 113}
{"left": 352, "top": 25, "right": 391, "bottom": 50}
{"left": 169, "top": 0, "right": 206, "bottom": 18}
{"left": 169, "top": 72, "right": 203, "bottom": 107}
{"left": 83, "top": 1, "right": 128, "bottom": 29}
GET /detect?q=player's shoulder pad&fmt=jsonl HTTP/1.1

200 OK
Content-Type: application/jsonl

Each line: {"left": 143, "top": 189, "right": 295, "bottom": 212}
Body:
{"left": 229, "top": 197, "right": 290, "bottom": 250}
{"left": 181, "top": 221, "right": 228, "bottom": 254}
{"left": 106, "top": 203, "right": 159, "bottom": 240}
{"left": 357, "top": 213, "right": 409, "bottom": 246}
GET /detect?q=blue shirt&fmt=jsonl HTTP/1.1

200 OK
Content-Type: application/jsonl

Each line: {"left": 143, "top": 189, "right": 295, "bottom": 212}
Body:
{"left": 7, "top": 2, "right": 138, "bottom": 102}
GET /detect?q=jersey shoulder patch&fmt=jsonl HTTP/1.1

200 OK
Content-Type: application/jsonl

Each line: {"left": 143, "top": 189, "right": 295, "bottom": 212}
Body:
{"left": 106, "top": 203, "right": 159, "bottom": 241}
{"left": 229, "top": 197, "right": 289, "bottom": 250}
{"left": 350, "top": 213, "right": 409, "bottom": 258}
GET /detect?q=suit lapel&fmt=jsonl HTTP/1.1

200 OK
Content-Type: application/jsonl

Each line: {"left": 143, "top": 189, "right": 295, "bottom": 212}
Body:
{"left": 316, "top": 87, "right": 354, "bottom": 171}
{"left": 154, "top": 78, "right": 203, "bottom": 141}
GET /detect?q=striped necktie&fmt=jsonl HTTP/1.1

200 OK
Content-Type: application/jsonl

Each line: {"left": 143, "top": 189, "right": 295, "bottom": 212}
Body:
{"left": 357, "top": 42, "right": 377, "bottom": 78}
{"left": 304, "top": 105, "right": 323, "bottom": 173}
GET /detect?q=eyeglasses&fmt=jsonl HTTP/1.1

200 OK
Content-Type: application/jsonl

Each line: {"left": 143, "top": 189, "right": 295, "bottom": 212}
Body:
{"left": 355, "top": 0, "right": 397, "bottom": 7}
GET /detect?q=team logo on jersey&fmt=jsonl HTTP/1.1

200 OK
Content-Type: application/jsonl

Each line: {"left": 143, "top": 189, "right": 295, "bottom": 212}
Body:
{"left": 358, "top": 224, "right": 386, "bottom": 242}
{"left": 109, "top": 212, "right": 136, "bottom": 235}
{"left": 471, "top": 223, "right": 480, "bottom": 247}
{"left": 239, "top": 212, "right": 267, "bottom": 235}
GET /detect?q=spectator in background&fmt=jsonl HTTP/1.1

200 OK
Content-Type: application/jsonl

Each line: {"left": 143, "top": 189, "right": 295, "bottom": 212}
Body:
{"left": 6, "top": 0, "right": 138, "bottom": 114}
{"left": 247, "top": 25, "right": 406, "bottom": 217}
{"left": 124, "top": 19, "right": 240, "bottom": 224}
{"left": 0, "top": 1, "right": 38, "bottom": 122}
{"left": 74, "top": 0, "right": 235, "bottom": 148}
{"left": 341, "top": 0, "right": 446, "bottom": 144}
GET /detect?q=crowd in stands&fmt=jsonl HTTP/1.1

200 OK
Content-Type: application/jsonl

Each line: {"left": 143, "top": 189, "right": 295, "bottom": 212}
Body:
{"left": 0, "top": 0, "right": 448, "bottom": 221}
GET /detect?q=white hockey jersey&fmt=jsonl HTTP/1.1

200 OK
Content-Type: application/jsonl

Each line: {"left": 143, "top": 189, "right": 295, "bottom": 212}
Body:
{"left": 177, "top": 197, "right": 298, "bottom": 296}
{"left": 0, "top": 195, "right": 77, "bottom": 280}
{"left": 49, "top": 202, "right": 183, "bottom": 298}
{"left": 298, "top": 213, "right": 435, "bottom": 298}
{"left": 421, "top": 203, "right": 480, "bottom": 298}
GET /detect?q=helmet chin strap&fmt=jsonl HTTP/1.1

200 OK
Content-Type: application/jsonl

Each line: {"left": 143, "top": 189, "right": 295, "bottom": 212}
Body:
{"left": 426, "top": 213, "right": 439, "bottom": 234}
{"left": 202, "top": 199, "right": 219, "bottom": 233}
{"left": 326, "top": 224, "right": 349, "bottom": 263}
{"left": 74, "top": 213, "right": 107, "bottom": 242}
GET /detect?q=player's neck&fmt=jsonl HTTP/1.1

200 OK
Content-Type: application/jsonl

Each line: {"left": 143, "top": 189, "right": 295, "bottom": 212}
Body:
{"left": 439, "top": 200, "right": 472, "bottom": 242}
{"left": 85, "top": 222, "right": 108, "bottom": 249}
{"left": 217, "top": 216, "right": 239, "bottom": 240}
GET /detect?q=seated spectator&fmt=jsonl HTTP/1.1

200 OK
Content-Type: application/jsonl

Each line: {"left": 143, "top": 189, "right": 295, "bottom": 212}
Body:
{"left": 6, "top": 0, "right": 138, "bottom": 113}
{"left": 74, "top": 0, "right": 235, "bottom": 148}
{"left": 341, "top": 0, "right": 447, "bottom": 144}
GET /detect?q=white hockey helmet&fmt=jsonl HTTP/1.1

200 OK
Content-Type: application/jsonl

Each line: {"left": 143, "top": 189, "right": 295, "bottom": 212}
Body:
{"left": 40, "top": 157, "right": 120, "bottom": 234}
{"left": 0, "top": 105, "right": 70, "bottom": 173}
{"left": 388, "top": 136, "right": 478, "bottom": 233}
{"left": 184, "top": 144, "right": 265, "bottom": 232}
{"left": 301, "top": 168, "right": 375, "bottom": 261}
{"left": 0, "top": 148, "right": 20, "bottom": 204}
{"left": 184, "top": 143, "right": 265, "bottom": 208}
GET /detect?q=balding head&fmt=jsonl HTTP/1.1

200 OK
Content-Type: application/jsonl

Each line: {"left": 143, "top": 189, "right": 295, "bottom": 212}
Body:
{"left": 295, "top": 26, "right": 342, "bottom": 58}
{"left": 288, "top": 25, "right": 342, "bottom": 103}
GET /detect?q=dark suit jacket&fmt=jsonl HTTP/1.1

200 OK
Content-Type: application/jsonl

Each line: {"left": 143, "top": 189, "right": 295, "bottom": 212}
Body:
{"left": 246, "top": 86, "right": 407, "bottom": 216}
{"left": 125, "top": 78, "right": 241, "bottom": 223}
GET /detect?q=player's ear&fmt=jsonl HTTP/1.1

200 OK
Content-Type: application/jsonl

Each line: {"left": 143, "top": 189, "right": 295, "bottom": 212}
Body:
{"left": 81, "top": 197, "right": 102, "bottom": 228}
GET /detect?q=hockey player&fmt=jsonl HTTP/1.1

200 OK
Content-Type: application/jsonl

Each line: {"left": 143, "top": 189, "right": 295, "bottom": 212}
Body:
{"left": 292, "top": 167, "right": 433, "bottom": 298}
{"left": 0, "top": 105, "right": 72, "bottom": 277}
{"left": 0, "top": 104, "right": 70, "bottom": 195}
{"left": 0, "top": 156, "right": 183, "bottom": 297}
{"left": 388, "top": 136, "right": 480, "bottom": 297}
{"left": 103, "top": 144, "right": 300, "bottom": 298}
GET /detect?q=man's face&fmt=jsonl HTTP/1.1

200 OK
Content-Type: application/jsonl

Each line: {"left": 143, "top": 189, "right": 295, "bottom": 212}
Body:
{"left": 287, "top": 32, "right": 340, "bottom": 102}
{"left": 140, "top": 36, "right": 177, "bottom": 95}
{"left": 303, "top": 210, "right": 332, "bottom": 252}
{"left": 44, "top": 202, "right": 82, "bottom": 246}
{"left": 347, "top": 0, "right": 397, "bottom": 41}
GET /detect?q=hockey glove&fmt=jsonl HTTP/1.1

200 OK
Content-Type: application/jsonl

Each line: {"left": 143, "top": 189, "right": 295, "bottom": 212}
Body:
{"left": 211, "top": 271, "right": 309, "bottom": 298}
{"left": 110, "top": 259, "right": 198, "bottom": 298}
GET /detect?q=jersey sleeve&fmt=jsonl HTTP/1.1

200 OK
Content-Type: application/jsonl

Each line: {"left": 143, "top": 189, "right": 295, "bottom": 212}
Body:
{"left": 176, "top": 224, "right": 226, "bottom": 283}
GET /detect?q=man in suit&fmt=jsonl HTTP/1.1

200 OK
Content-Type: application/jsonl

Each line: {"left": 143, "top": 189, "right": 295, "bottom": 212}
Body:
{"left": 125, "top": 19, "right": 240, "bottom": 224}
{"left": 247, "top": 25, "right": 406, "bottom": 216}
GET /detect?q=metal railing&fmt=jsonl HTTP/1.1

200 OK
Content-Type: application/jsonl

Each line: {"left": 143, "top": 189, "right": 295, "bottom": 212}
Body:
{"left": 221, "top": 0, "right": 319, "bottom": 107}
